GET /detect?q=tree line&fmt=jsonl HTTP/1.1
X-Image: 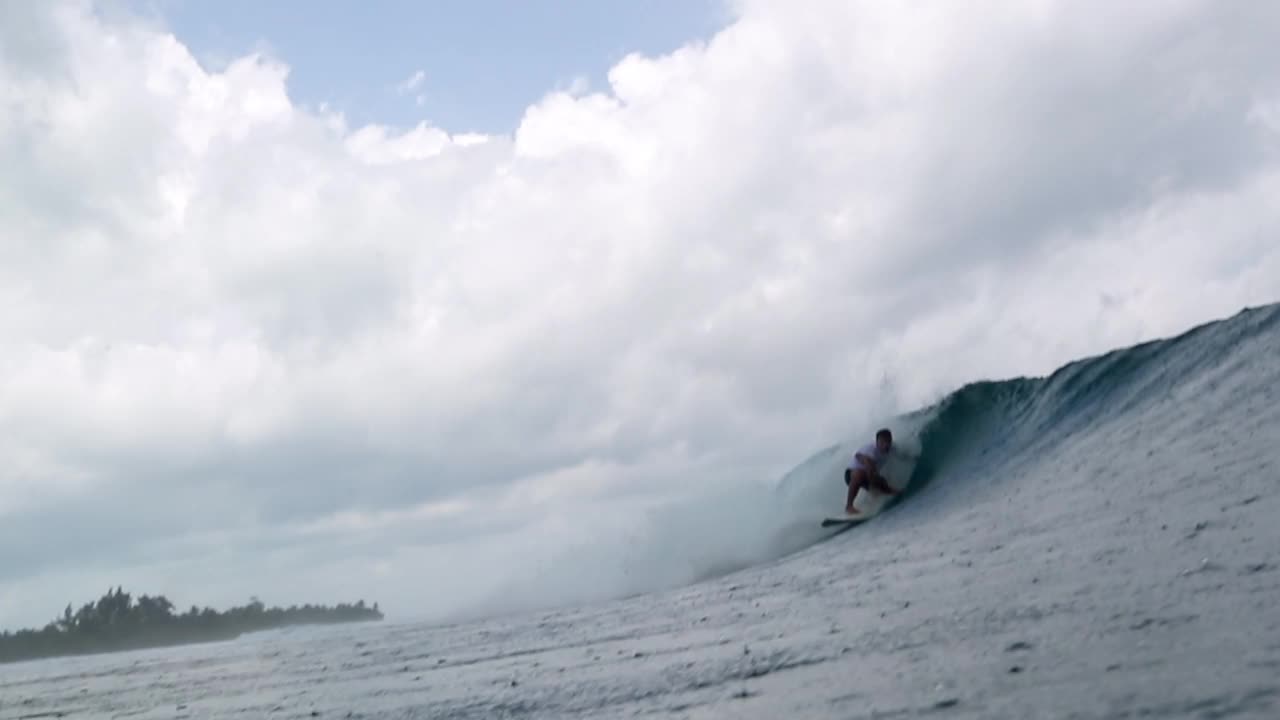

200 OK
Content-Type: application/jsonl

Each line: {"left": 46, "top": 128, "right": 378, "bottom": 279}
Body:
{"left": 0, "top": 586, "right": 383, "bottom": 664}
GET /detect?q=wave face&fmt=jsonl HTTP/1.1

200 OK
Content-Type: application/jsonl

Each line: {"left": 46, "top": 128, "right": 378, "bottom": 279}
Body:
{"left": 899, "top": 302, "right": 1280, "bottom": 518}
{"left": 773, "top": 303, "right": 1279, "bottom": 545}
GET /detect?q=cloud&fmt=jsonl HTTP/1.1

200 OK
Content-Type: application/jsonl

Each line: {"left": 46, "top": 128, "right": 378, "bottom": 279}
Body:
{"left": 397, "top": 69, "right": 426, "bottom": 95}
{"left": 395, "top": 68, "right": 427, "bottom": 107}
{"left": 2, "top": 0, "right": 1279, "bottom": 628}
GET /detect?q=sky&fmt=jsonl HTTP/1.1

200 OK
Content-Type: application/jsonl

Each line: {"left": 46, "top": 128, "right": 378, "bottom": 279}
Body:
{"left": 2, "top": 0, "right": 1280, "bottom": 631}
{"left": 116, "top": 0, "right": 729, "bottom": 133}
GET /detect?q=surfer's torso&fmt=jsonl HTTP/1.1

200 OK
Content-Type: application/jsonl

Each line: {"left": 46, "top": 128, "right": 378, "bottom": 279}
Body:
{"left": 849, "top": 442, "right": 888, "bottom": 471}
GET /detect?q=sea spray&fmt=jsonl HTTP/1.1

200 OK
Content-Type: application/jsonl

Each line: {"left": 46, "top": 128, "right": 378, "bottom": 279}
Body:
{"left": 472, "top": 420, "right": 926, "bottom": 618}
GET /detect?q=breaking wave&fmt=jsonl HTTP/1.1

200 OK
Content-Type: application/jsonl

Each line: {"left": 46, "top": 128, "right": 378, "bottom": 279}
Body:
{"left": 475, "top": 302, "right": 1280, "bottom": 620}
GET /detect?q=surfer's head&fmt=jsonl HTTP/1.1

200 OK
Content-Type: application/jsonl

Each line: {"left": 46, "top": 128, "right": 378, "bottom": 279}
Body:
{"left": 875, "top": 428, "right": 892, "bottom": 452}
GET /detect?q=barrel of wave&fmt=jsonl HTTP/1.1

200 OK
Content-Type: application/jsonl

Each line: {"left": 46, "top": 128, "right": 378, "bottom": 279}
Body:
{"left": 845, "top": 426, "right": 923, "bottom": 519}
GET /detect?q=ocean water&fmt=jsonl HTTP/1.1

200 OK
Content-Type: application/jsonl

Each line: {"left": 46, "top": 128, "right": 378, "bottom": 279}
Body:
{"left": 2, "top": 303, "right": 1279, "bottom": 718}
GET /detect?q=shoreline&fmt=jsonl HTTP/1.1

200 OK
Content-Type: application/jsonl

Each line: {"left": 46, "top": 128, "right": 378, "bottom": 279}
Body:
{"left": 0, "top": 588, "right": 384, "bottom": 667}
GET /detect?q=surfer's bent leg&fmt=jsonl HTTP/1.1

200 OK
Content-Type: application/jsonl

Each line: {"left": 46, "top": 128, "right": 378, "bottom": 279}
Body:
{"left": 870, "top": 473, "right": 898, "bottom": 495}
{"left": 844, "top": 467, "right": 869, "bottom": 513}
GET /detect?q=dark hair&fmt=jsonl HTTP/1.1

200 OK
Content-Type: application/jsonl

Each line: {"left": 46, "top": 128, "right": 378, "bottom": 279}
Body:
{"left": 875, "top": 428, "right": 892, "bottom": 441}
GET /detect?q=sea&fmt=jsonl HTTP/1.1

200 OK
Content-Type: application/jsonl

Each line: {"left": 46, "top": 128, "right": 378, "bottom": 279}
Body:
{"left": 2, "top": 303, "right": 1278, "bottom": 719}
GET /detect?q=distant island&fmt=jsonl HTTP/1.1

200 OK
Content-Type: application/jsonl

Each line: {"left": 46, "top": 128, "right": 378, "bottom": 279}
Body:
{"left": 0, "top": 586, "right": 383, "bottom": 665}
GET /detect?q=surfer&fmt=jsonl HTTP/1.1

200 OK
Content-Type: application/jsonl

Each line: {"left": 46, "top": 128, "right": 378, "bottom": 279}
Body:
{"left": 844, "top": 428, "right": 900, "bottom": 515}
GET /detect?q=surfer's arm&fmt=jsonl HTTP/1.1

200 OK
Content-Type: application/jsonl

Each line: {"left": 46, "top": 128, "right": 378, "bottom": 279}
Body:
{"left": 854, "top": 452, "right": 877, "bottom": 473}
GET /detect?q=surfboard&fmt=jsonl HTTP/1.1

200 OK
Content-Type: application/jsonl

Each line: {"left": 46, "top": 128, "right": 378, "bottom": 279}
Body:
{"left": 821, "top": 516, "right": 866, "bottom": 527}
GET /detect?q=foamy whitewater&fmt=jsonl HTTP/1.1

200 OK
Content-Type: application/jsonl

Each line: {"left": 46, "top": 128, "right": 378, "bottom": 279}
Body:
{"left": 3, "top": 304, "right": 1278, "bottom": 718}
